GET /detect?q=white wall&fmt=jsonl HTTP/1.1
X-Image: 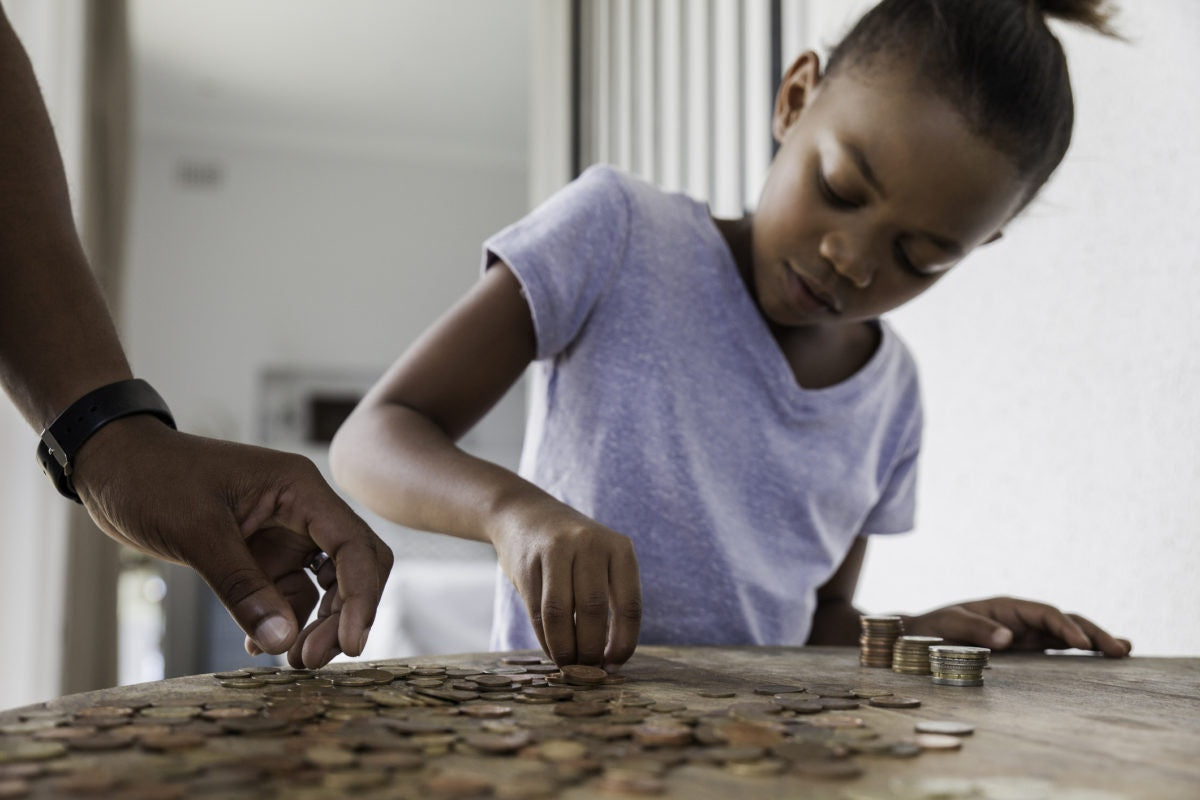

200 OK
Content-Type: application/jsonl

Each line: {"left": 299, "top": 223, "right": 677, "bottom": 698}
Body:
{"left": 122, "top": 138, "right": 526, "bottom": 441}
{"left": 0, "top": 0, "right": 84, "bottom": 709}
{"left": 793, "top": 2, "right": 1200, "bottom": 655}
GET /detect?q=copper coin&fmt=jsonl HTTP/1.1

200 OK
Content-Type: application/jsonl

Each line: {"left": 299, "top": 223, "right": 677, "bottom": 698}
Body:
{"left": 560, "top": 665, "right": 608, "bottom": 685}
{"left": 819, "top": 698, "right": 861, "bottom": 711}
{"left": 554, "top": 701, "right": 610, "bottom": 718}
{"left": 459, "top": 704, "right": 513, "bottom": 719}
{"left": 461, "top": 730, "right": 533, "bottom": 754}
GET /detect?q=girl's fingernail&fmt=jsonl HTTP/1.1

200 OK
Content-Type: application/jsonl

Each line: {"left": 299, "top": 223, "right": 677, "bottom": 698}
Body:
{"left": 990, "top": 628, "right": 1013, "bottom": 648}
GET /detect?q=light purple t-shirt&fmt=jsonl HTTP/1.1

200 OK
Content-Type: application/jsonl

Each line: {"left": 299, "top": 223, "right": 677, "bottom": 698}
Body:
{"left": 483, "top": 165, "right": 922, "bottom": 649}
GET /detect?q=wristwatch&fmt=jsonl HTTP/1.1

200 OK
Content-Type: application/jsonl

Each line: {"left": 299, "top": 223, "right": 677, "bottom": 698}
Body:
{"left": 36, "top": 378, "right": 176, "bottom": 503}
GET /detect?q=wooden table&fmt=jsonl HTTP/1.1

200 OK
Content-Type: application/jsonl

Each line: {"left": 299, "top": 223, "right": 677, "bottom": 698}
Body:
{"left": 2, "top": 646, "right": 1198, "bottom": 799}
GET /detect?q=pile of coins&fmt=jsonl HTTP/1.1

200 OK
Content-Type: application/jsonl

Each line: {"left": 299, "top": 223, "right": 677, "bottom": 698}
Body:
{"left": 929, "top": 646, "right": 991, "bottom": 687}
{"left": 892, "top": 636, "right": 944, "bottom": 675}
{"left": 0, "top": 655, "right": 967, "bottom": 798}
{"left": 859, "top": 615, "right": 905, "bottom": 668}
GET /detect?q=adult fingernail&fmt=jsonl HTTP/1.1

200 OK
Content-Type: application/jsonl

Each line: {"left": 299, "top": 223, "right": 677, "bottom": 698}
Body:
{"left": 254, "top": 615, "right": 293, "bottom": 652}
{"left": 990, "top": 628, "right": 1013, "bottom": 648}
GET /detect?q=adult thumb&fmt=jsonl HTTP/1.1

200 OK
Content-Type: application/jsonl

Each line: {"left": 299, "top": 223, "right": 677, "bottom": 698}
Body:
{"left": 193, "top": 545, "right": 299, "bottom": 654}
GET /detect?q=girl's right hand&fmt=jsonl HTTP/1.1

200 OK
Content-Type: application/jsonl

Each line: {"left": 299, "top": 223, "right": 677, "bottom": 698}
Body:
{"left": 490, "top": 500, "right": 642, "bottom": 670}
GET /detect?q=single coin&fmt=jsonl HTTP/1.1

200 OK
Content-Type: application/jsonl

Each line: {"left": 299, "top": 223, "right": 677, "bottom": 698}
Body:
{"left": 913, "top": 733, "right": 964, "bottom": 750}
{"left": 304, "top": 745, "right": 358, "bottom": 769}
{"left": 473, "top": 674, "right": 518, "bottom": 688}
{"left": 914, "top": 720, "right": 974, "bottom": 736}
{"left": 850, "top": 688, "right": 893, "bottom": 699}
{"left": 806, "top": 715, "right": 865, "bottom": 729}
{"left": 523, "top": 687, "right": 575, "bottom": 701}
{"left": 200, "top": 707, "right": 258, "bottom": 721}
{"left": 0, "top": 779, "right": 29, "bottom": 799}
{"left": 462, "top": 730, "right": 533, "bottom": 754}
{"left": 32, "top": 726, "right": 96, "bottom": 741}
{"left": 791, "top": 760, "right": 864, "bottom": 779}
{"left": 726, "top": 758, "right": 787, "bottom": 777}
{"left": 499, "top": 655, "right": 546, "bottom": 665}
{"left": 632, "top": 723, "right": 693, "bottom": 748}
{"left": 869, "top": 695, "right": 922, "bottom": 709}
{"left": 65, "top": 732, "right": 133, "bottom": 751}
{"left": 217, "top": 679, "right": 265, "bottom": 690}
{"left": 774, "top": 698, "right": 824, "bottom": 714}
{"left": 358, "top": 750, "right": 425, "bottom": 771}
{"left": 697, "top": 690, "right": 736, "bottom": 699}
{"left": 819, "top": 698, "right": 861, "bottom": 711}
{"left": 754, "top": 685, "right": 806, "bottom": 695}
{"left": 560, "top": 665, "right": 608, "bottom": 685}
{"left": 138, "top": 732, "right": 207, "bottom": 751}
{"left": 537, "top": 739, "right": 590, "bottom": 762}
{"left": 459, "top": 704, "right": 513, "bottom": 719}
{"left": 554, "top": 701, "right": 610, "bottom": 718}
{"left": 74, "top": 706, "right": 134, "bottom": 719}
{"left": 421, "top": 773, "right": 494, "bottom": 798}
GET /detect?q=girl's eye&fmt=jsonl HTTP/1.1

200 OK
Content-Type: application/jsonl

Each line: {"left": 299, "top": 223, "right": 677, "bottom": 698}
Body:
{"left": 817, "top": 171, "right": 858, "bottom": 210}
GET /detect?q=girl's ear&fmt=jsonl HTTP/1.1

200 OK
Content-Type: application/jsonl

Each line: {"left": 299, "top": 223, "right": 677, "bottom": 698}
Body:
{"left": 773, "top": 51, "right": 823, "bottom": 143}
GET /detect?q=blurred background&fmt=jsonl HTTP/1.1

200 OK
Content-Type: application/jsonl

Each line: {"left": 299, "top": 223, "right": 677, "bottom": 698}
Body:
{"left": 1, "top": 0, "right": 1197, "bottom": 710}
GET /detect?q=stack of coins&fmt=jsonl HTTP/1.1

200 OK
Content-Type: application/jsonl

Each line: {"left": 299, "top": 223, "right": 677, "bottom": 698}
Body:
{"left": 928, "top": 645, "right": 991, "bottom": 686}
{"left": 892, "top": 635, "right": 944, "bottom": 674}
{"left": 859, "top": 615, "right": 904, "bottom": 668}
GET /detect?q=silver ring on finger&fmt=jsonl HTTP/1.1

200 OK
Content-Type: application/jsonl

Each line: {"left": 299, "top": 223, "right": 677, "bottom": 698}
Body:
{"left": 306, "top": 551, "right": 331, "bottom": 575}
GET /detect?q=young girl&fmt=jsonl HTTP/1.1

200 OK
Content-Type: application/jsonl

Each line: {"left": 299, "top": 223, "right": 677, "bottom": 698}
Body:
{"left": 326, "top": 0, "right": 1131, "bottom": 671}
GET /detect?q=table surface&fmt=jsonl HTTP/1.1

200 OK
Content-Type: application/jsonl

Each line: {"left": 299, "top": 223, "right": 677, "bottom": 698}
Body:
{"left": 2, "top": 646, "right": 1198, "bottom": 799}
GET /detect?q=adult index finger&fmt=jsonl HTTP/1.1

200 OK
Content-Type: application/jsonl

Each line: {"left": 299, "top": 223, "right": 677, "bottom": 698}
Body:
{"left": 288, "top": 489, "right": 393, "bottom": 658}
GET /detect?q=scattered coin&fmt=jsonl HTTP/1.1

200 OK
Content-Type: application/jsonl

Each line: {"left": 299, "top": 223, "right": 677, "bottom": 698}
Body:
{"left": 913, "top": 733, "right": 964, "bottom": 750}
{"left": 914, "top": 720, "right": 975, "bottom": 736}
{"left": 868, "top": 696, "right": 922, "bottom": 709}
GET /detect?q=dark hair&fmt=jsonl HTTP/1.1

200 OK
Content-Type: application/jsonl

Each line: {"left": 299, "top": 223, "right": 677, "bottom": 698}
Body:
{"left": 825, "top": 0, "right": 1121, "bottom": 208}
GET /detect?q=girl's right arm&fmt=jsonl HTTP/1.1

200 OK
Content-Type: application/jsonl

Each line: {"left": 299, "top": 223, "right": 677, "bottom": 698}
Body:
{"left": 330, "top": 263, "right": 642, "bottom": 669}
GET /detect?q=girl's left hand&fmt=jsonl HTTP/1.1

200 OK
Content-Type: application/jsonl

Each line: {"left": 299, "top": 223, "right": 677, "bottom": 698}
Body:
{"left": 904, "top": 596, "right": 1132, "bottom": 658}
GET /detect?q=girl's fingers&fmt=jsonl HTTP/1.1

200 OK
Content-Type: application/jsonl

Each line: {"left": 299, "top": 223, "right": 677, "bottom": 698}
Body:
{"left": 572, "top": 554, "right": 610, "bottom": 666}
{"left": 927, "top": 606, "right": 1014, "bottom": 650}
{"left": 604, "top": 543, "right": 642, "bottom": 669}
{"left": 1068, "top": 613, "right": 1132, "bottom": 657}
{"left": 537, "top": 556, "right": 577, "bottom": 666}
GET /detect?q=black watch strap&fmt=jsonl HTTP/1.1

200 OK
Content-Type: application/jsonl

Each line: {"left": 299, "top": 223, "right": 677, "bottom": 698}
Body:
{"left": 36, "top": 378, "right": 176, "bottom": 503}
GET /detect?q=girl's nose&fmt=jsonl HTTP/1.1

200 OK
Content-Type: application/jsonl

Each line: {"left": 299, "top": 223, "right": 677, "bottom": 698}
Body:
{"left": 819, "top": 230, "right": 876, "bottom": 289}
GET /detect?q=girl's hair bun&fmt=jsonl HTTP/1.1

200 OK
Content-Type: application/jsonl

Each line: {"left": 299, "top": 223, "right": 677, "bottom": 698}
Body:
{"left": 1032, "top": 0, "right": 1122, "bottom": 37}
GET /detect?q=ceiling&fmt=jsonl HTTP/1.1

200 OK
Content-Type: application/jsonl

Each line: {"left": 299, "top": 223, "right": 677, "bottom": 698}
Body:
{"left": 130, "top": 0, "right": 532, "bottom": 160}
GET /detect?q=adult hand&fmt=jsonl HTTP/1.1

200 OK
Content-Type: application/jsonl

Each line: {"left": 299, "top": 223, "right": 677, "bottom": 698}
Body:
{"left": 905, "top": 596, "right": 1131, "bottom": 657}
{"left": 70, "top": 415, "right": 393, "bottom": 668}
{"left": 490, "top": 499, "right": 641, "bottom": 670}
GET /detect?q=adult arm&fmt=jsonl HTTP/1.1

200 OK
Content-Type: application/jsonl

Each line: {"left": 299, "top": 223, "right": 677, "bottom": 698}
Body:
{"left": 0, "top": 9, "right": 391, "bottom": 667}
{"left": 331, "top": 262, "right": 642, "bottom": 668}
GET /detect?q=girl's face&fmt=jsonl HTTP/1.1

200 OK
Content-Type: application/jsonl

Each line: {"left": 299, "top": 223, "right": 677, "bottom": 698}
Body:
{"left": 747, "top": 53, "right": 1029, "bottom": 329}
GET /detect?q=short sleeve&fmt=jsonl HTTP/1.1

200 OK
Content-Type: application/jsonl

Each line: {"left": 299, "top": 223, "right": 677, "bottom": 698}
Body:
{"left": 861, "top": 406, "right": 923, "bottom": 536}
{"left": 482, "top": 165, "right": 632, "bottom": 360}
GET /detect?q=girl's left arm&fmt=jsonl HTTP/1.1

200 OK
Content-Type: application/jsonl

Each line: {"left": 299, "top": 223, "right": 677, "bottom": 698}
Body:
{"left": 806, "top": 537, "right": 869, "bottom": 646}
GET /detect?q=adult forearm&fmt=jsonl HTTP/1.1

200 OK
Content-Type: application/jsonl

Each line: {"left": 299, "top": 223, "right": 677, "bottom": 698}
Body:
{"left": 330, "top": 402, "right": 560, "bottom": 546}
{"left": 0, "top": 9, "right": 132, "bottom": 430}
